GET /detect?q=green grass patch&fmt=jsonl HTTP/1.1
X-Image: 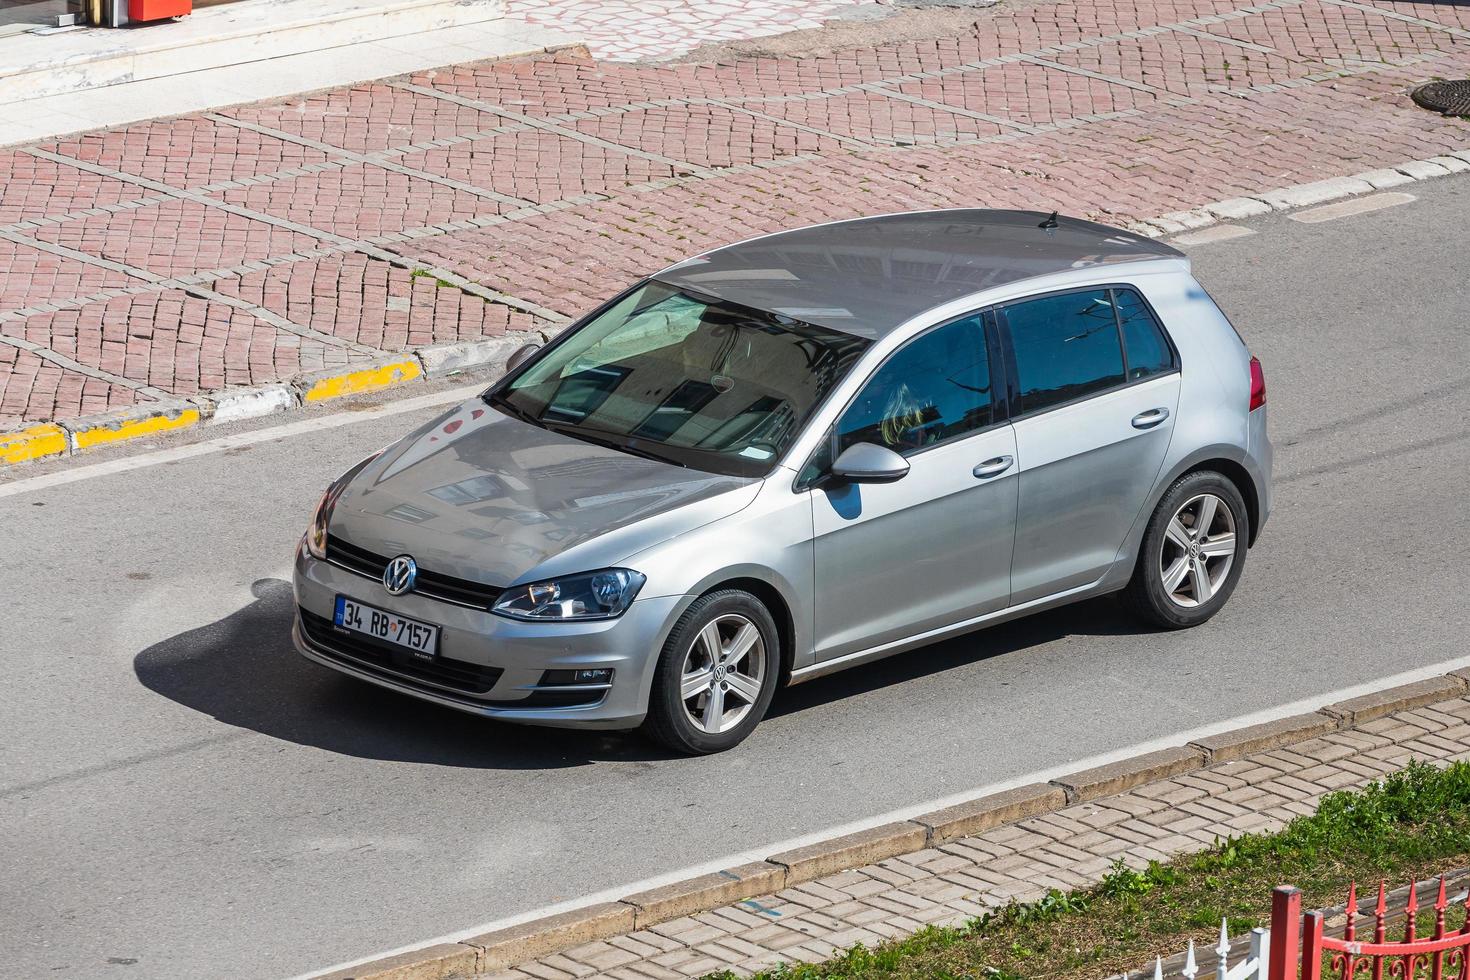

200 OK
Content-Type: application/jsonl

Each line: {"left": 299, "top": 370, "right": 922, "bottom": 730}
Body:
{"left": 409, "top": 268, "right": 457, "bottom": 289}
{"left": 710, "top": 760, "right": 1470, "bottom": 980}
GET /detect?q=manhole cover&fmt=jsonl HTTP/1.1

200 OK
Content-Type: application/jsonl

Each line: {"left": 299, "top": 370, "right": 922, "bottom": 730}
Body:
{"left": 1411, "top": 80, "right": 1470, "bottom": 117}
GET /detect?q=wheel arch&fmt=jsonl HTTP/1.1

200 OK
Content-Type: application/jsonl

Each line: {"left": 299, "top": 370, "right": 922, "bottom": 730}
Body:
{"left": 1106, "top": 443, "right": 1266, "bottom": 592}
{"left": 693, "top": 577, "right": 797, "bottom": 688}
{"left": 1180, "top": 457, "right": 1260, "bottom": 546}
{"left": 1149, "top": 444, "right": 1264, "bottom": 547}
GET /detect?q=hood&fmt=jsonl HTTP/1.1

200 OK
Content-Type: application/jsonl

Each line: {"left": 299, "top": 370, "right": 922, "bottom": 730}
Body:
{"left": 329, "top": 399, "right": 759, "bottom": 586}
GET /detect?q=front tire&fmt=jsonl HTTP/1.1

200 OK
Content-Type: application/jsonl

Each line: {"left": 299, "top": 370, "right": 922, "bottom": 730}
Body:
{"left": 642, "top": 590, "right": 780, "bottom": 755}
{"left": 1122, "top": 470, "right": 1249, "bottom": 629}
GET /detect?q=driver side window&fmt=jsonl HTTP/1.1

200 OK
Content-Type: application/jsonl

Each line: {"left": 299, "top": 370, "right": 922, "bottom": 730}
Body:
{"left": 835, "top": 314, "right": 993, "bottom": 457}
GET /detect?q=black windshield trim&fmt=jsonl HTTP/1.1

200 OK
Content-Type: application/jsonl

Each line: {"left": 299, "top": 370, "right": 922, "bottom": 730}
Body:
{"left": 541, "top": 420, "right": 691, "bottom": 469}
{"left": 486, "top": 390, "right": 540, "bottom": 427}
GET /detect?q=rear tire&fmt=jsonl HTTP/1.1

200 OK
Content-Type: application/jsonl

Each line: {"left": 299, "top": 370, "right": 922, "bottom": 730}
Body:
{"left": 642, "top": 590, "right": 780, "bottom": 755}
{"left": 1122, "top": 470, "right": 1249, "bottom": 629}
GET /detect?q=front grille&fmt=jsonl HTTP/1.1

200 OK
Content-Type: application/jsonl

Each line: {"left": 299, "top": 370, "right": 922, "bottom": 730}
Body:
{"left": 299, "top": 608, "right": 504, "bottom": 695}
{"left": 325, "top": 533, "right": 504, "bottom": 609}
{"left": 325, "top": 534, "right": 386, "bottom": 578}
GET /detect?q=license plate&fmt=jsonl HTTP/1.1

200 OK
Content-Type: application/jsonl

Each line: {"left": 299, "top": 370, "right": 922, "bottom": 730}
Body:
{"left": 333, "top": 596, "right": 439, "bottom": 660}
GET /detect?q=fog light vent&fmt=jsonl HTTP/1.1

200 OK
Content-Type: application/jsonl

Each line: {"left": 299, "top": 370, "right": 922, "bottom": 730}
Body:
{"left": 541, "top": 668, "right": 614, "bottom": 686}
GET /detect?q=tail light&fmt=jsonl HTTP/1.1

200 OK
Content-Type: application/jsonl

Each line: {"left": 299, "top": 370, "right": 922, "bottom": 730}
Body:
{"left": 1248, "top": 356, "right": 1266, "bottom": 411}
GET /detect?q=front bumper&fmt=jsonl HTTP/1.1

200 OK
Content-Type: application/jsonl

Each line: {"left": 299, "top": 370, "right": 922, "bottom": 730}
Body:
{"left": 291, "top": 544, "right": 682, "bottom": 730}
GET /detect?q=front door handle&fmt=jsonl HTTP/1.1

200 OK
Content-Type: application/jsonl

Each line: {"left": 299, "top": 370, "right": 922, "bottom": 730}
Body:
{"left": 1132, "top": 407, "right": 1170, "bottom": 429}
{"left": 973, "top": 455, "right": 1014, "bottom": 479}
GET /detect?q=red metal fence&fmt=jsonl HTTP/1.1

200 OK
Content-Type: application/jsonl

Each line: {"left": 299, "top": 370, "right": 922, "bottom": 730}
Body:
{"left": 1269, "top": 881, "right": 1470, "bottom": 980}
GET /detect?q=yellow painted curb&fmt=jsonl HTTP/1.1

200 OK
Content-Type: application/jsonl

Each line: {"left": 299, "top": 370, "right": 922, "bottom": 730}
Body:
{"left": 302, "top": 360, "right": 423, "bottom": 402}
{"left": 72, "top": 408, "right": 201, "bottom": 451}
{"left": 0, "top": 423, "right": 68, "bottom": 465}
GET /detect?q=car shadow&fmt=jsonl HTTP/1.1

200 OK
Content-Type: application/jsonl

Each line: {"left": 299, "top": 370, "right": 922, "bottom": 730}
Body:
{"left": 131, "top": 578, "right": 665, "bottom": 769}
{"left": 134, "top": 579, "right": 1145, "bottom": 766}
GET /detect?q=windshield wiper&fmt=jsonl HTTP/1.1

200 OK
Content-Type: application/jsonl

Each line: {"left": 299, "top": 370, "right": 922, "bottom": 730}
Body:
{"left": 488, "top": 393, "right": 689, "bottom": 468}
{"left": 486, "top": 391, "right": 543, "bottom": 428}
{"left": 541, "top": 420, "right": 688, "bottom": 468}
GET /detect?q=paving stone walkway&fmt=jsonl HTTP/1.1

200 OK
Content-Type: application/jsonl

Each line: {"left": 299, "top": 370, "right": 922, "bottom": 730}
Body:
{"left": 505, "top": 0, "right": 868, "bottom": 62}
{"left": 1, "top": 0, "right": 1467, "bottom": 430}
{"left": 481, "top": 693, "right": 1470, "bottom": 980}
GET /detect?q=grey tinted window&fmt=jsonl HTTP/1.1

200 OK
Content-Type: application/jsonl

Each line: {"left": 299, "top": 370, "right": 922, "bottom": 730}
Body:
{"left": 1116, "top": 288, "right": 1174, "bottom": 380}
{"left": 798, "top": 426, "right": 834, "bottom": 487}
{"left": 1005, "top": 290, "right": 1125, "bottom": 415}
{"left": 837, "top": 315, "right": 992, "bottom": 456}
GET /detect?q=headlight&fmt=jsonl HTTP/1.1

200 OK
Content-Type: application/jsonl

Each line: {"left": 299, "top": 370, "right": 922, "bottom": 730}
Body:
{"left": 304, "top": 452, "right": 381, "bottom": 560}
{"left": 305, "top": 485, "right": 334, "bottom": 560}
{"left": 492, "top": 569, "right": 646, "bottom": 621}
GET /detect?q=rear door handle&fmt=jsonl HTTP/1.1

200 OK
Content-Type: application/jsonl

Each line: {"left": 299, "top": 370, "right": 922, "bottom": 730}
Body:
{"left": 1132, "top": 408, "right": 1170, "bottom": 429}
{"left": 973, "top": 455, "right": 1014, "bottom": 479}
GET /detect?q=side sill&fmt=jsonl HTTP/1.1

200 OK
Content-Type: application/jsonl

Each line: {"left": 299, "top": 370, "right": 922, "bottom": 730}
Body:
{"left": 789, "top": 577, "right": 1108, "bottom": 685}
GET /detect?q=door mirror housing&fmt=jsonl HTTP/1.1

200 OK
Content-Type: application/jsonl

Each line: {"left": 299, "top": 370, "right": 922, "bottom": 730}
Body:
{"left": 504, "top": 343, "right": 542, "bottom": 374}
{"left": 829, "top": 442, "right": 910, "bottom": 484}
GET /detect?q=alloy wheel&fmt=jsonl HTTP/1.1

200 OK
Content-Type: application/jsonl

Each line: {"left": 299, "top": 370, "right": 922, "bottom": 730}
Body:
{"left": 679, "top": 613, "right": 766, "bottom": 735}
{"left": 1160, "top": 492, "right": 1237, "bottom": 608}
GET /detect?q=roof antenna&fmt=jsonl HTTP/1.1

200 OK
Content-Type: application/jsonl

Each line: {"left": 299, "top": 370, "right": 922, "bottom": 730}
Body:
{"left": 1038, "top": 210, "right": 1060, "bottom": 233}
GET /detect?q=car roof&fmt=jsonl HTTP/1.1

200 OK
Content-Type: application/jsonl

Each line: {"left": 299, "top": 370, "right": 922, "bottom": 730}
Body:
{"left": 652, "top": 209, "right": 1185, "bottom": 339}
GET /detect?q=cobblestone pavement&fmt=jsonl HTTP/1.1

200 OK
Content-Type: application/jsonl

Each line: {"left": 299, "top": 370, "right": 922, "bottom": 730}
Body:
{"left": 1, "top": 0, "right": 1467, "bottom": 430}
{"left": 482, "top": 694, "right": 1470, "bottom": 980}
{"left": 505, "top": 0, "right": 868, "bottom": 62}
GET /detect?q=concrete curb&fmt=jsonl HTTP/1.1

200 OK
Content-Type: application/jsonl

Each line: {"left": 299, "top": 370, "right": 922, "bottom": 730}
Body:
{"left": 768, "top": 822, "right": 930, "bottom": 886}
{"left": 1321, "top": 675, "right": 1467, "bottom": 726}
{"left": 1049, "top": 746, "right": 1205, "bottom": 804}
{"left": 466, "top": 904, "right": 636, "bottom": 973}
{"left": 1128, "top": 146, "right": 1470, "bottom": 239}
{"left": 315, "top": 943, "right": 478, "bottom": 980}
{"left": 296, "top": 357, "right": 424, "bottom": 404}
{"left": 1188, "top": 712, "right": 1339, "bottom": 763}
{"left": 0, "top": 422, "right": 68, "bottom": 465}
{"left": 66, "top": 400, "right": 204, "bottom": 452}
{"left": 621, "top": 862, "right": 787, "bottom": 929}
{"left": 0, "top": 330, "right": 553, "bottom": 468}
{"left": 314, "top": 671, "right": 1470, "bottom": 979}
{"left": 914, "top": 783, "right": 1067, "bottom": 846}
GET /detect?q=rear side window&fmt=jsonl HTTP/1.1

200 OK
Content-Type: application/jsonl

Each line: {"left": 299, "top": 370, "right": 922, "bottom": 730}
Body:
{"left": 1115, "top": 288, "right": 1175, "bottom": 380}
{"left": 836, "top": 314, "right": 993, "bottom": 456}
{"left": 1003, "top": 290, "right": 1125, "bottom": 415}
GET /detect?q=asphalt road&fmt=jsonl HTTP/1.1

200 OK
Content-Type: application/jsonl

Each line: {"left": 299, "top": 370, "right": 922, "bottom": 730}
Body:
{"left": 3, "top": 178, "right": 1469, "bottom": 980}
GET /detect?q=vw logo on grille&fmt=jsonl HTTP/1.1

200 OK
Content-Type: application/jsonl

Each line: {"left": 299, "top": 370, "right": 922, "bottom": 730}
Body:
{"left": 383, "top": 555, "right": 417, "bottom": 596}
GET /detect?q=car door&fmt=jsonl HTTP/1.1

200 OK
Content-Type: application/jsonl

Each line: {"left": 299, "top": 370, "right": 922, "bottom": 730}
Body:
{"left": 1001, "top": 285, "right": 1182, "bottom": 604}
{"left": 807, "top": 312, "right": 1018, "bottom": 662}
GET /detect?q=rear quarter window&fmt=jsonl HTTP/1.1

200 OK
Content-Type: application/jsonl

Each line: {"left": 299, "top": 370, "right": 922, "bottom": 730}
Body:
{"left": 1115, "top": 288, "right": 1176, "bottom": 380}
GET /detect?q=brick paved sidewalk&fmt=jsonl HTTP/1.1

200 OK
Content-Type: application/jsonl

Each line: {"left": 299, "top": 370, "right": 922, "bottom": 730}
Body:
{"left": 2, "top": 0, "right": 1468, "bottom": 433}
{"left": 506, "top": 0, "right": 868, "bottom": 62}
{"left": 477, "top": 692, "right": 1470, "bottom": 980}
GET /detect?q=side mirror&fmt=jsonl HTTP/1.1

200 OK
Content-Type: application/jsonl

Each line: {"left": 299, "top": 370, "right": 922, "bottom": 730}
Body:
{"left": 504, "top": 343, "right": 542, "bottom": 374}
{"left": 829, "top": 442, "right": 910, "bottom": 484}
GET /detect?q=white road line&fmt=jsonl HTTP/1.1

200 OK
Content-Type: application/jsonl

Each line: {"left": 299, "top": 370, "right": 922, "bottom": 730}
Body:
{"left": 1172, "top": 224, "right": 1257, "bottom": 246}
{"left": 0, "top": 384, "right": 485, "bottom": 501}
{"left": 1289, "top": 192, "right": 1416, "bottom": 224}
{"left": 291, "top": 650, "right": 1470, "bottom": 980}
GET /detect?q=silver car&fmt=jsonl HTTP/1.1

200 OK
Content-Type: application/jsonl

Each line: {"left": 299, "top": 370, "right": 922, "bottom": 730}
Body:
{"left": 293, "top": 209, "right": 1271, "bottom": 754}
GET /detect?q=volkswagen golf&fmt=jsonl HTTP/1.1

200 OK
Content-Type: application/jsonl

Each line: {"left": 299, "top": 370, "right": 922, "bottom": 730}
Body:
{"left": 293, "top": 209, "right": 1271, "bottom": 754}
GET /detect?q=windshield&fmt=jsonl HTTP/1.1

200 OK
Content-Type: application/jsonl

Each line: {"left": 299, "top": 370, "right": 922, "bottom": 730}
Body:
{"left": 488, "top": 280, "right": 872, "bottom": 477}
